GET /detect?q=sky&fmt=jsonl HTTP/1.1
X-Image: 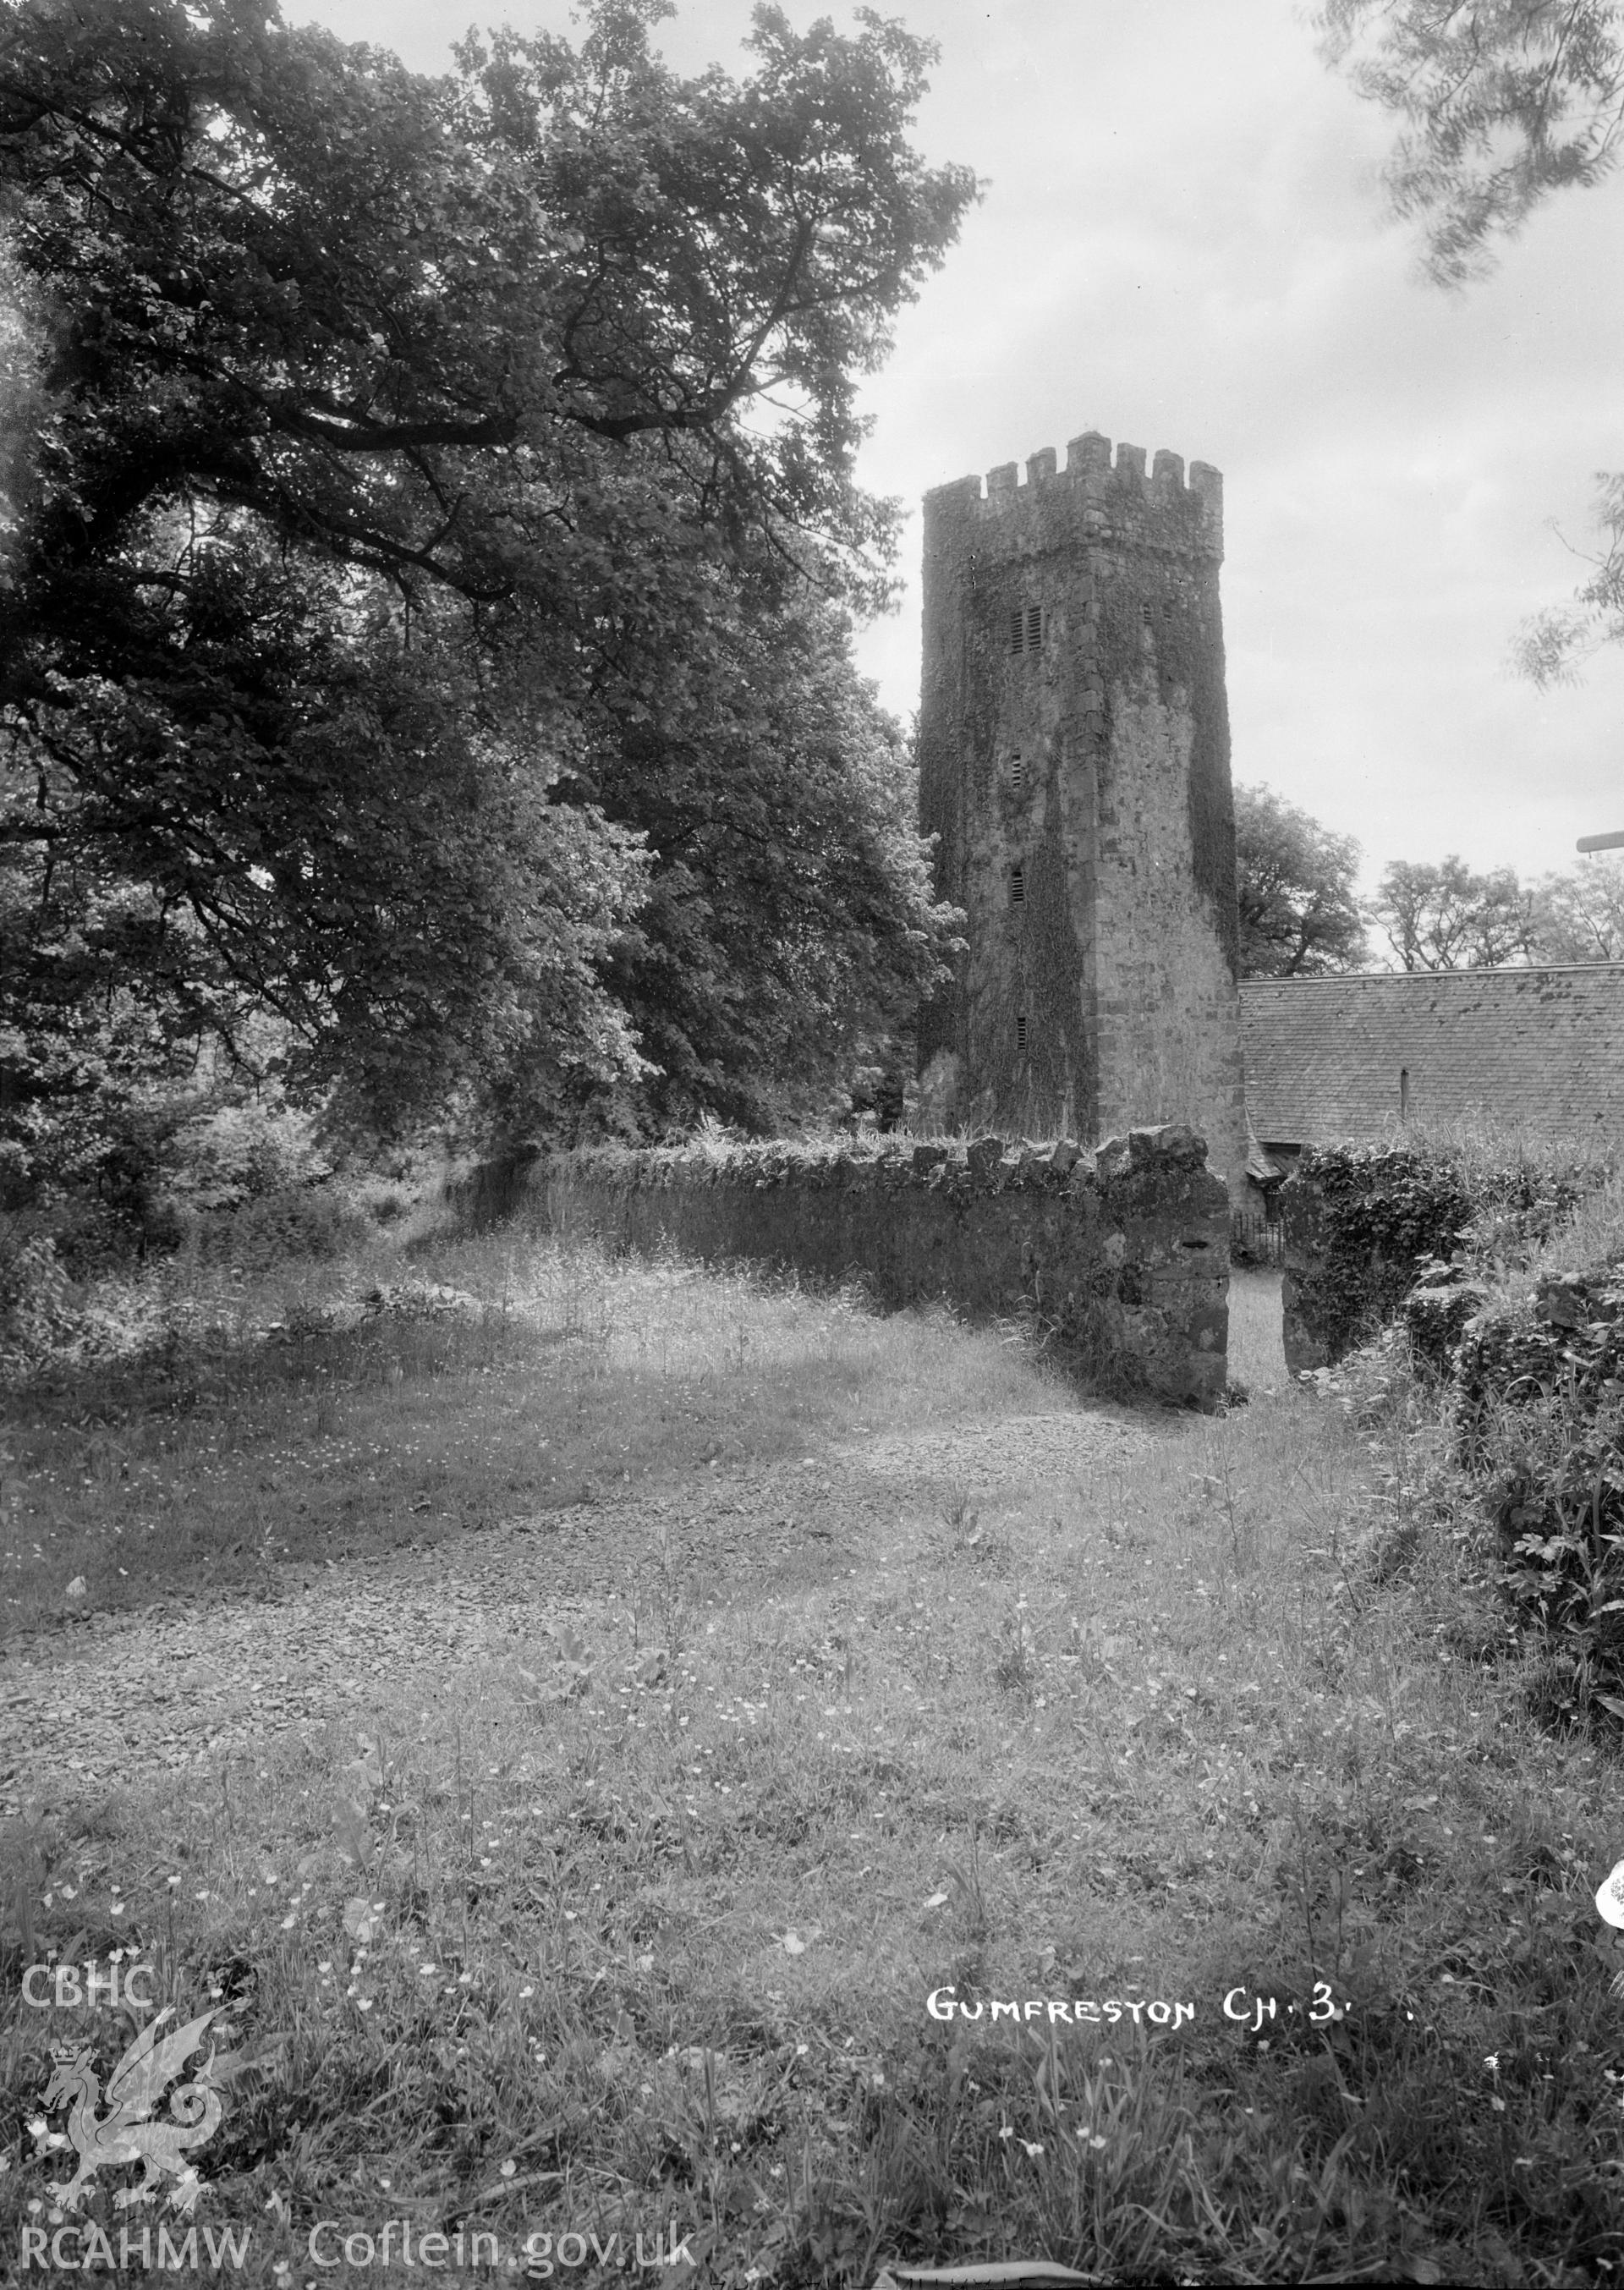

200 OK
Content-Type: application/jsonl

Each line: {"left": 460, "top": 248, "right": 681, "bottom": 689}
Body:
{"left": 295, "top": 0, "right": 1624, "bottom": 895}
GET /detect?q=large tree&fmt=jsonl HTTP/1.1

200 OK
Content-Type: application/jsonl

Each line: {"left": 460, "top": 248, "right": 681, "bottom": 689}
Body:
{"left": 1233, "top": 783, "right": 1367, "bottom": 976}
{"left": 0, "top": 0, "right": 974, "bottom": 1140}
{"left": 1318, "top": 2, "right": 1624, "bottom": 682}
{"left": 1369, "top": 854, "right": 1539, "bottom": 968}
{"left": 1528, "top": 853, "right": 1624, "bottom": 957}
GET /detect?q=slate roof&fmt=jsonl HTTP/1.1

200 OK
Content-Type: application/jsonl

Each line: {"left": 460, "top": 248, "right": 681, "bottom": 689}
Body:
{"left": 1240, "top": 967, "right": 1624, "bottom": 1147}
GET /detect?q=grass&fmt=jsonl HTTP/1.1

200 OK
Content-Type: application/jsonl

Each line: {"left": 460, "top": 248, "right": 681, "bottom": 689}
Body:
{"left": 1514, "top": 1165, "right": 1624, "bottom": 1297}
{"left": 0, "top": 1223, "right": 1049, "bottom": 1639}
{"left": 3, "top": 1242, "right": 1623, "bottom": 2285}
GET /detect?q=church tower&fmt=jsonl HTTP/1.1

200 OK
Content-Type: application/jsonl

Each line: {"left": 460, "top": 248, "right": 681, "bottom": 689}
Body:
{"left": 916, "top": 430, "right": 1245, "bottom": 1185}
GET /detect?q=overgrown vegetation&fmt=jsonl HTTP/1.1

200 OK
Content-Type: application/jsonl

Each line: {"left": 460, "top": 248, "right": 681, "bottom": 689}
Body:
{"left": 1282, "top": 1144, "right": 1478, "bottom": 1374}
{"left": 1283, "top": 1134, "right": 1616, "bottom": 1370}
{"left": 1450, "top": 1165, "right": 1624, "bottom": 1749}
{"left": 1283, "top": 1129, "right": 1624, "bottom": 1755}
{"left": 3, "top": 1222, "right": 1622, "bottom": 2283}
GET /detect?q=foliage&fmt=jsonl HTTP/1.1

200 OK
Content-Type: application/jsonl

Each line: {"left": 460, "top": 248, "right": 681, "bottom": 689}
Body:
{"left": 562, "top": 594, "right": 958, "bottom": 1140}
{"left": 1369, "top": 854, "right": 1538, "bottom": 969}
{"left": 1457, "top": 1285, "right": 1624, "bottom": 1735}
{"left": 1317, "top": 0, "right": 1624, "bottom": 289}
{"left": 1233, "top": 783, "right": 1366, "bottom": 976}
{"left": 1495, "top": 1426, "right": 1624, "bottom": 1735}
{"left": 2, "top": 1003, "right": 318, "bottom": 1261}
{"left": 1356, "top": 848, "right": 1624, "bottom": 969}
{"left": 1287, "top": 1132, "right": 1624, "bottom": 1735}
{"left": 1287, "top": 1137, "right": 1613, "bottom": 1372}
{"left": 1512, "top": 472, "right": 1624, "bottom": 685}
{"left": 0, "top": 1228, "right": 72, "bottom": 1378}
{"left": 0, "top": 0, "right": 974, "bottom": 1142}
{"left": 1528, "top": 852, "right": 1624, "bottom": 955}
{"left": 1284, "top": 1144, "right": 1477, "bottom": 1365}
{"left": 1460, "top": 1152, "right": 1615, "bottom": 1264}
{"left": 1318, "top": 3, "right": 1624, "bottom": 685}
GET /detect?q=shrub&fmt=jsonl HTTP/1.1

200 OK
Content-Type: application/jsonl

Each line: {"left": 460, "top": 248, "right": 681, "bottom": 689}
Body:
{"left": 0, "top": 1233, "right": 76, "bottom": 1380}
{"left": 1484, "top": 1392, "right": 1624, "bottom": 1736}
{"left": 1282, "top": 1140, "right": 1616, "bottom": 1374}
{"left": 1281, "top": 1145, "right": 1475, "bottom": 1369}
{"left": 1451, "top": 1194, "right": 1624, "bottom": 1738}
{"left": 179, "top": 1184, "right": 374, "bottom": 1274}
{"left": 162, "top": 1098, "right": 330, "bottom": 1213}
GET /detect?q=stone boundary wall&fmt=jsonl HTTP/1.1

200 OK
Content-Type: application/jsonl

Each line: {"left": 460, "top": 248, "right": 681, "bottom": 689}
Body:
{"left": 447, "top": 1123, "right": 1231, "bottom": 1409}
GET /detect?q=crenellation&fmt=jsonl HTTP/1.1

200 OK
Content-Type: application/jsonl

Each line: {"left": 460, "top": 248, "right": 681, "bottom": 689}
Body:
{"left": 921, "top": 436, "right": 1225, "bottom": 562}
{"left": 1188, "top": 460, "right": 1222, "bottom": 519}
{"left": 921, "top": 472, "right": 982, "bottom": 519}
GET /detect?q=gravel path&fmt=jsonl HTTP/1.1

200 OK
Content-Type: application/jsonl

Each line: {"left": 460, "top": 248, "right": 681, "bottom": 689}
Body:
{"left": 0, "top": 1406, "right": 1155, "bottom": 1817}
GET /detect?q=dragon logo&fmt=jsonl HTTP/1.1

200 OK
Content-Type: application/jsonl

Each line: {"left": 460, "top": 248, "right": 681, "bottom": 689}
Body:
{"left": 41, "top": 2009, "right": 241, "bottom": 2215}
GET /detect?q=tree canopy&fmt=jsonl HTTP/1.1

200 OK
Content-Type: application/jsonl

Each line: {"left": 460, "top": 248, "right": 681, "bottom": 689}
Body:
{"left": 1528, "top": 852, "right": 1624, "bottom": 956}
{"left": 1317, "top": 0, "right": 1624, "bottom": 288}
{"left": 1369, "top": 854, "right": 1537, "bottom": 969}
{"left": 0, "top": 0, "right": 974, "bottom": 1151}
{"left": 1233, "top": 783, "right": 1366, "bottom": 977}
{"left": 1318, "top": 2, "right": 1624, "bottom": 682}
{"left": 1233, "top": 785, "right": 1624, "bottom": 977}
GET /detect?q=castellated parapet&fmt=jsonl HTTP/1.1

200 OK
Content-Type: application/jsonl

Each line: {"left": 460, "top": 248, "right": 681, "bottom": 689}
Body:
{"left": 916, "top": 431, "right": 1245, "bottom": 1186}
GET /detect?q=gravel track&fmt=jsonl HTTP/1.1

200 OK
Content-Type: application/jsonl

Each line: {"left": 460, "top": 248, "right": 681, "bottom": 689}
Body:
{"left": 0, "top": 1406, "right": 1155, "bottom": 1817}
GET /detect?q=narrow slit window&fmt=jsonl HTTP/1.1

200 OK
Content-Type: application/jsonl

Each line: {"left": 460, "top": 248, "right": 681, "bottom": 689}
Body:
{"left": 1016, "top": 1015, "right": 1029, "bottom": 1056}
{"left": 1399, "top": 1068, "right": 1410, "bottom": 1123}
{"left": 1010, "top": 865, "right": 1026, "bottom": 908}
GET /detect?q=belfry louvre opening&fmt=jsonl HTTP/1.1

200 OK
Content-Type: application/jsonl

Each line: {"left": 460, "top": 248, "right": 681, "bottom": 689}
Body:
{"left": 1008, "top": 604, "right": 1043, "bottom": 655}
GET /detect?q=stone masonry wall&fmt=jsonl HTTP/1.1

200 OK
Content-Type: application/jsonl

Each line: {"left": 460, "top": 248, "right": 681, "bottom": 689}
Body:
{"left": 916, "top": 431, "right": 1245, "bottom": 1186}
{"left": 449, "top": 1123, "right": 1232, "bottom": 1409}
